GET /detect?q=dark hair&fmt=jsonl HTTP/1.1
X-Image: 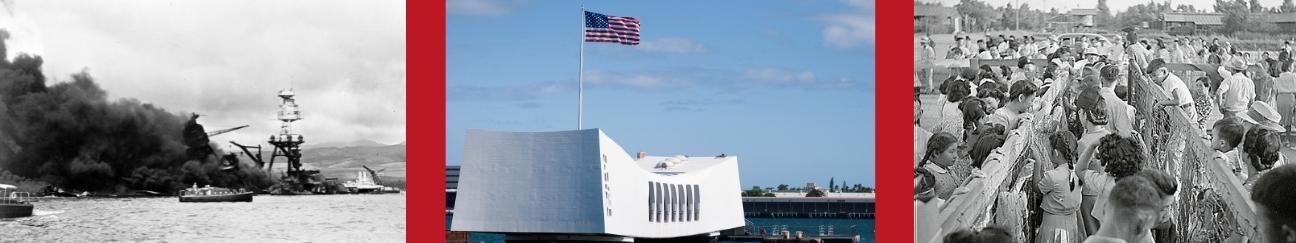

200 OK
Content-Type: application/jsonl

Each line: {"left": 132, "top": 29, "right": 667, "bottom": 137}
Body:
{"left": 1000, "top": 66, "right": 1013, "bottom": 79}
{"left": 977, "top": 85, "right": 1006, "bottom": 107}
{"left": 1252, "top": 165, "right": 1296, "bottom": 226}
{"left": 1050, "top": 131, "right": 1081, "bottom": 190}
{"left": 947, "top": 79, "right": 971, "bottom": 103}
{"left": 915, "top": 167, "right": 938, "bottom": 203}
{"left": 1108, "top": 174, "right": 1166, "bottom": 217}
{"left": 1136, "top": 169, "right": 1178, "bottom": 199}
{"left": 1075, "top": 86, "right": 1109, "bottom": 125}
{"left": 1196, "top": 76, "right": 1213, "bottom": 93}
{"left": 1214, "top": 116, "right": 1247, "bottom": 149}
{"left": 942, "top": 225, "right": 1015, "bottom": 243}
{"left": 1008, "top": 80, "right": 1038, "bottom": 101}
{"left": 979, "top": 64, "right": 994, "bottom": 74}
{"left": 1114, "top": 85, "right": 1129, "bottom": 101}
{"left": 978, "top": 70, "right": 997, "bottom": 82}
{"left": 1018, "top": 56, "right": 1030, "bottom": 69}
{"left": 1042, "top": 63, "right": 1060, "bottom": 80}
{"left": 1100, "top": 65, "right": 1121, "bottom": 85}
{"left": 943, "top": 229, "right": 977, "bottom": 243}
{"left": 970, "top": 132, "right": 1006, "bottom": 169}
{"left": 1146, "top": 59, "right": 1167, "bottom": 75}
{"left": 960, "top": 97, "right": 988, "bottom": 131}
{"left": 975, "top": 226, "right": 1014, "bottom": 243}
{"left": 923, "top": 132, "right": 959, "bottom": 168}
{"left": 960, "top": 67, "right": 981, "bottom": 80}
{"left": 1244, "top": 128, "right": 1283, "bottom": 171}
{"left": 1097, "top": 134, "right": 1144, "bottom": 179}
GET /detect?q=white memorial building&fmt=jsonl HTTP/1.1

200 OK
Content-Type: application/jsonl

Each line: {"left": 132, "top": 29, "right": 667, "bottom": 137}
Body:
{"left": 451, "top": 129, "right": 745, "bottom": 239}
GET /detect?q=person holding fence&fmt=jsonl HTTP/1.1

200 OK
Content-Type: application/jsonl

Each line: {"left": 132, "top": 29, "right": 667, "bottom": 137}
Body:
{"left": 988, "top": 80, "right": 1037, "bottom": 132}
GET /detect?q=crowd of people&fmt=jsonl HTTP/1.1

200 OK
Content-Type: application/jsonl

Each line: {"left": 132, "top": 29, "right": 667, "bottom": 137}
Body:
{"left": 914, "top": 30, "right": 1296, "bottom": 243}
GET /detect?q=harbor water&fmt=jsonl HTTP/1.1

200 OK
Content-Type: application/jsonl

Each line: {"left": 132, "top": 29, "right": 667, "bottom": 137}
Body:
{"left": 0, "top": 194, "right": 406, "bottom": 242}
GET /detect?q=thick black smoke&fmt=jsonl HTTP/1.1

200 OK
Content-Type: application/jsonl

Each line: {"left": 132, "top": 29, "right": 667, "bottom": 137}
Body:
{"left": 0, "top": 34, "right": 270, "bottom": 193}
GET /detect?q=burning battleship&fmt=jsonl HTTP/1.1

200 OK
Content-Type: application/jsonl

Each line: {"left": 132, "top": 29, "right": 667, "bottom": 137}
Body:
{"left": 219, "top": 88, "right": 346, "bottom": 195}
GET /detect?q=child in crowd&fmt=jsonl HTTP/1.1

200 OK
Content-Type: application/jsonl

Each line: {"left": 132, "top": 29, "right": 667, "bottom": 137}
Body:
{"left": 968, "top": 124, "right": 1007, "bottom": 169}
{"left": 1243, "top": 128, "right": 1289, "bottom": 188}
{"left": 938, "top": 79, "right": 973, "bottom": 142}
{"left": 1212, "top": 118, "right": 1250, "bottom": 182}
{"left": 1035, "top": 131, "right": 1084, "bottom": 243}
{"left": 961, "top": 97, "right": 992, "bottom": 145}
{"left": 989, "top": 80, "right": 1039, "bottom": 132}
{"left": 920, "top": 132, "right": 963, "bottom": 200}
{"left": 915, "top": 168, "right": 942, "bottom": 243}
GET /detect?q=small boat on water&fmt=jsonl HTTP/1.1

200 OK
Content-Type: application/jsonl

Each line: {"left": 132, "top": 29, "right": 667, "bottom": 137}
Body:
{"left": 178, "top": 184, "right": 253, "bottom": 203}
{"left": 0, "top": 184, "right": 34, "bottom": 218}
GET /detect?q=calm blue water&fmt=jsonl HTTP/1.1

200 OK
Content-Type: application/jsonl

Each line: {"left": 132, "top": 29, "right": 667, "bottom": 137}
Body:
{"left": 446, "top": 216, "right": 874, "bottom": 243}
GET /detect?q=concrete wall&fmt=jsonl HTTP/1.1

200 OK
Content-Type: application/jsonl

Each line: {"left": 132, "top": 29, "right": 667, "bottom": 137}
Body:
{"left": 452, "top": 129, "right": 745, "bottom": 238}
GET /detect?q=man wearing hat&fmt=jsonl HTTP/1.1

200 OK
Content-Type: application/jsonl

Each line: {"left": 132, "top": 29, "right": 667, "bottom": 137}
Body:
{"left": 1045, "top": 35, "right": 1060, "bottom": 55}
{"left": 919, "top": 36, "right": 937, "bottom": 93}
{"left": 1074, "top": 47, "right": 1099, "bottom": 69}
{"left": 1219, "top": 58, "right": 1257, "bottom": 118}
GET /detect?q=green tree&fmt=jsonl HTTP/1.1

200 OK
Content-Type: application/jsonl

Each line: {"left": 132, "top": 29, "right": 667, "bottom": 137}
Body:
{"left": 806, "top": 188, "right": 826, "bottom": 197}
{"left": 828, "top": 177, "right": 835, "bottom": 192}
{"left": 1284, "top": 0, "right": 1296, "bottom": 12}
{"left": 956, "top": 0, "right": 1000, "bottom": 32}
{"left": 1097, "top": 0, "right": 1114, "bottom": 28}
{"left": 776, "top": 184, "right": 789, "bottom": 191}
{"left": 742, "top": 186, "right": 773, "bottom": 197}
{"left": 1218, "top": 0, "right": 1254, "bottom": 34}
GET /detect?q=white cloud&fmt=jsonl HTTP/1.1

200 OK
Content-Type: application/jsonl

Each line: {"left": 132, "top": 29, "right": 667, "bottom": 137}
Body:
{"left": 744, "top": 68, "right": 816, "bottom": 84}
{"left": 447, "top": 0, "right": 518, "bottom": 16}
{"left": 820, "top": 13, "right": 873, "bottom": 49}
{"left": 743, "top": 68, "right": 858, "bottom": 89}
{"left": 635, "top": 37, "right": 707, "bottom": 54}
{"left": 584, "top": 70, "right": 693, "bottom": 90}
{"left": 819, "top": 0, "right": 873, "bottom": 49}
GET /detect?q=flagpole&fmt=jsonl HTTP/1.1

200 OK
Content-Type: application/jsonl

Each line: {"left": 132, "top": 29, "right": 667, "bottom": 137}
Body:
{"left": 578, "top": 6, "right": 585, "bottom": 130}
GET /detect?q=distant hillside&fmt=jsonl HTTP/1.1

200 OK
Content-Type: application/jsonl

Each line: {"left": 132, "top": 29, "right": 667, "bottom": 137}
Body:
{"left": 302, "top": 139, "right": 391, "bottom": 149}
{"left": 256, "top": 143, "right": 406, "bottom": 181}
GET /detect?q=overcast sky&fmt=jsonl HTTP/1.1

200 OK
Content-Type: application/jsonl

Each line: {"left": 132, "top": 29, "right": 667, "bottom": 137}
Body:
{"left": 918, "top": 0, "right": 1291, "bottom": 13}
{"left": 447, "top": 0, "right": 874, "bottom": 188}
{"left": 0, "top": 0, "right": 406, "bottom": 148}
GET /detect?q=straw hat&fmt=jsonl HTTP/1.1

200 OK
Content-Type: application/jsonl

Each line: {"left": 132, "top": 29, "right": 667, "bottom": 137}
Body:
{"left": 1225, "top": 57, "right": 1248, "bottom": 71}
{"left": 1240, "top": 101, "right": 1286, "bottom": 132}
{"left": 1084, "top": 47, "right": 1100, "bottom": 56}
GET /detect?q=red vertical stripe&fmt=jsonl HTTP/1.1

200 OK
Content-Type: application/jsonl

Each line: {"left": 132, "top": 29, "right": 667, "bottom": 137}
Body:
{"left": 876, "top": 1, "right": 913, "bottom": 243}
{"left": 410, "top": 0, "right": 445, "bottom": 241}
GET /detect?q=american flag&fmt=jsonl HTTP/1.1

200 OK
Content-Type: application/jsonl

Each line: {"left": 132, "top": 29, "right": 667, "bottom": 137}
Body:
{"left": 584, "top": 11, "right": 639, "bottom": 45}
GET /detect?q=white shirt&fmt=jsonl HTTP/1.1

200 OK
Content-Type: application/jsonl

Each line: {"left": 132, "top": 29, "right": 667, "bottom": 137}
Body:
{"left": 1160, "top": 73, "right": 1198, "bottom": 122}
{"left": 1217, "top": 72, "right": 1257, "bottom": 113}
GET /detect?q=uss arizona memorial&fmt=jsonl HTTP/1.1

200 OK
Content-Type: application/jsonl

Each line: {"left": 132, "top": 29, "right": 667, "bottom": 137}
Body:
{"left": 451, "top": 129, "right": 745, "bottom": 240}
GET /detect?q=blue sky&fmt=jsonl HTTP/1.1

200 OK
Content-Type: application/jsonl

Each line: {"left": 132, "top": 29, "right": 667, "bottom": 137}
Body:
{"left": 446, "top": 0, "right": 874, "bottom": 188}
